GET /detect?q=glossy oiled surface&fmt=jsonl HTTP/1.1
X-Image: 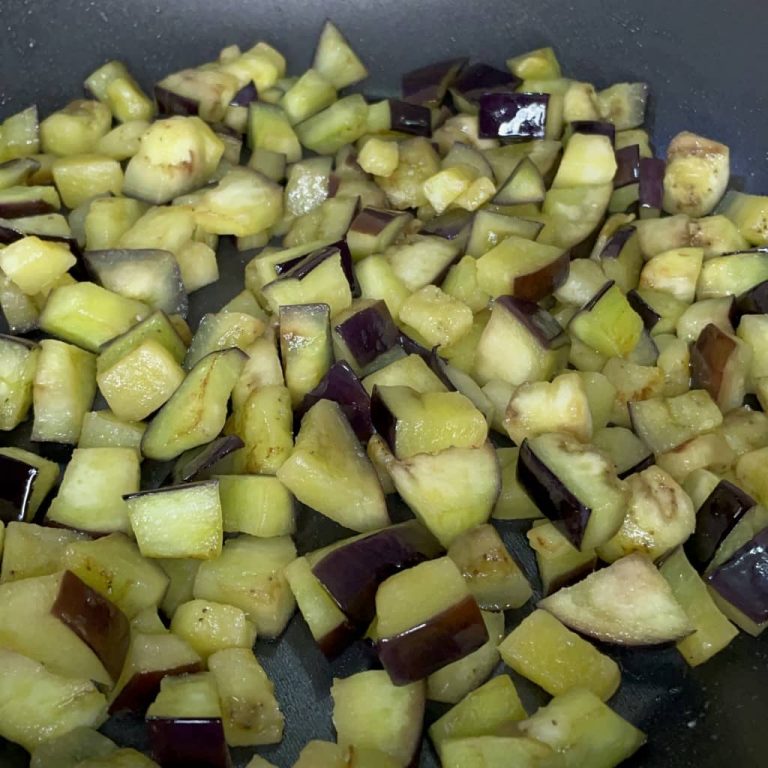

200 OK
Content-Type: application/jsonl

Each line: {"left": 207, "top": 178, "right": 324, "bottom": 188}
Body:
{"left": 2, "top": 0, "right": 768, "bottom": 765}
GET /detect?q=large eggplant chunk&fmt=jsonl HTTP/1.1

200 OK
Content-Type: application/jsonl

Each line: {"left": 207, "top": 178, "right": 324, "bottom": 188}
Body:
{"left": 296, "top": 361, "right": 373, "bottom": 443}
{"left": 447, "top": 524, "right": 531, "bottom": 610}
{"left": 519, "top": 687, "right": 645, "bottom": 768}
{"left": 146, "top": 673, "right": 229, "bottom": 768}
{"left": 371, "top": 385, "right": 487, "bottom": 459}
{"left": 401, "top": 58, "right": 467, "bottom": 107}
{"left": 155, "top": 67, "right": 238, "bottom": 122}
{"left": 311, "top": 520, "right": 442, "bottom": 628}
{"left": 0, "top": 235, "right": 74, "bottom": 295}
{"left": 0, "top": 447, "right": 58, "bottom": 522}
{"left": 0, "top": 571, "right": 126, "bottom": 686}
{"left": 663, "top": 131, "right": 730, "bottom": 217}
{"left": 109, "top": 633, "right": 203, "bottom": 714}
{"left": 540, "top": 554, "right": 692, "bottom": 645}
{"left": 474, "top": 295, "right": 570, "bottom": 386}
{"left": 596, "top": 465, "right": 695, "bottom": 563}
{"left": 478, "top": 93, "right": 549, "bottom": 140}
{"left": 331, "top": 670, "right": 425, "bottom": 766}
{"left": 312, "top": 20, "right": 368, "bottom": 89}
{"left": 142, "top": 348, "right": 247, "bottom": 461}
{"left": 499, "top": 609, "right": 620, "bottom": 701}
{"left": 123, "top": 116, "right": 224, "bottom": 204}
{"left": 439, "top": 735, "right": 561, "bottom": 768}
{"left": 0, "top": 649, "right": 107, "bottom": 753}
{"left": 284, "top": 556, "right": 357, "bottom": 659}
{"left": 427, "top": 674, "right": 527, "bottom": 758}
{"left": 208, "top": 648, "right": 284, "bottom": 747}
{"left": 125, "top": 481, "right": 223, "bottom": 561}
{"left": 659, "top": 548, "right": 738, "bottom": 666}
{"left": 277, "top": 399, "right": 389, "bottom": 532}
{"left": 332, "top": 299, "right": 400, "bottom": 375}
{"left": 375, "top": 557, "right": 488, "bottom": 684}
{"left": 193, "top": 535, "right": 296, "bottom": 638}
{"left": 0, "top": 335, "right": 39, "bottom": 432}
{"left": 690, "top": 323, "right": 751, "bottom": 413}
{"left": 380, "top": 439, "right": 500, "bottom": 547}
{"left": 50, "top": 570, "right": 130, "bottom": 682}
{"left": 685, "top": 480, "right": 756, "bottom": 572}
{"left": 84, "top": 248, "right": 188, "bottom": 317}
{"left": 425, "top": 609, "right": 504, "bottom": 704}
{"left": 707, "top": 527, "right": 768, "bottom": 636}
{"left": 552, "top": 132, "right": 617, "bottom": 188}
{"left": 517, "top": 433, "right": 627, "bottom": 551}
{"left": 0, "top": 523, "right": 85, "bottom": 584}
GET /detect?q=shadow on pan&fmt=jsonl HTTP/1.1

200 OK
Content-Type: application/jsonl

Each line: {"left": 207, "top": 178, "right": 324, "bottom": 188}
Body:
{"left": 1, "top": 0, "right": 767, "bottom": 765}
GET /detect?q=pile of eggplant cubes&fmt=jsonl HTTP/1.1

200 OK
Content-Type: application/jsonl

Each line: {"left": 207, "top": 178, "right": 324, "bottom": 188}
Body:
{"left": 0, "top": 17, "right": 766, "bottom": 768}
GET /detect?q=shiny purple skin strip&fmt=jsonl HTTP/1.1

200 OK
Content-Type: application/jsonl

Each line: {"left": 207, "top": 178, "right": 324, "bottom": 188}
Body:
{"left": 685, "top": 480, "right": 756, "bottom": 572}
{"left": 376, "top": 595, "right": 488, "bottom": 685}
{"left": 420, "top": 209, "right": 474, "bottom": 240}
{"left": 296, "top": 360, "right": 374, "bottom": 442}
{"left": 626, "top": 289, "right": 662, "bottom": 332}
{"left": 401, "top": 57, "right": 468, "bottom": 106}
{"left": 707, "top": 527, "right": 768, "bottom": 624}
{"left": 229, "top": 80, "right": 258, "bottom": 106}
{"left": 478, "top": 92, "right": 549, "bottom": 140}
{"left": 639, "top": 157, "right": 665, "bottom": 212}
{"left": 387, "top": 99, "right": 432, "bottom": 136}
{"left": 571, "top": 120, "right": 616, "bottom": 144}
{"left": 335, "top": 300, "right": 400, "bottom": 368}
{"left": 600, "top": 226, "right": 636, "bottom": 261}
{"left": 495, "top": 294, "right": 569, "bottom": 349}
{"left": 0, "top": 452, "right": 38, "bottom": 524}
{"left": 452, "top": 62, "right": 520, "bottom": 94}
{"left": 147, "top": 718, "right": 231, "bottom": 768}
{"left": 614, "top": 144, "right": 641, "bottom": 188}
{"left": 154, "top": 84, "right": 199, "bottom": 117}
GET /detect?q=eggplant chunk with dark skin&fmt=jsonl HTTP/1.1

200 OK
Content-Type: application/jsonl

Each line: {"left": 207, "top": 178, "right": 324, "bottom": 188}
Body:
{"left": 375, "top": 556, "right": 488, "bottom": 685}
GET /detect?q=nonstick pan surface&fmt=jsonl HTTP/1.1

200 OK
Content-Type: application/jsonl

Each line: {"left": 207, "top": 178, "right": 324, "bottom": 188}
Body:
{"left": 1, "top": 0, "right": 767, "bottom": 765}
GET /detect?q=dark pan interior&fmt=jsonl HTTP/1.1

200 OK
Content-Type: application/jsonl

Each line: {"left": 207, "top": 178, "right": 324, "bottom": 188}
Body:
{"left": 2, "top": 0, "right": 768, "bottom": 765}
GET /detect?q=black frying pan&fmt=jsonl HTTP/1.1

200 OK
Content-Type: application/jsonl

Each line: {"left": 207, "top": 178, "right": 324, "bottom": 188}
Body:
{"left": 1, "top": 0, "right": 768, "bottom": 765}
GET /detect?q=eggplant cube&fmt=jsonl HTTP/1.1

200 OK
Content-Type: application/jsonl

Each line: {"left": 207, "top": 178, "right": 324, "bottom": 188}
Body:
{"left": 691, "top": 323, "right": 751, "bottom": 413}
{"left": 375, "top": 556, "right": 488, "bottom": 684}
{"left": 398, "top": 285, "right": 474, "bottom": 348}
{"left": 527, "top": 520, "right": 597, "bottom": 596}
{"left": 332, "top": 299, "right": 400, "bottom": 374}
{"left": 0, "top": 335, "right": 39, "bottom": 431}
{"left": 126, "top": 481, "right": 223, "bottom": 560}
{"left": 170, "top": 599, "right": 257, "bottom": 660}
{"left": 0, "top": 235, "right": 75, "bottom": 295}
{"left": 331, "top": 670, "right": 425, "bottom": 767}
{"left": 0, "top": 452, "right": 39, "bottom": 524}
{"left": 215, "top": 474, "right": 295, "bottom": 537}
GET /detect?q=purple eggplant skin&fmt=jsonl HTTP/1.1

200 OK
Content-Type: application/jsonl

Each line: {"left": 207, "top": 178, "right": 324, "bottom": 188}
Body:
{"left": 335, "top": 300, "right": 400, "bottom": 369}
{"left": 614, "top": 145, "right": 641, "bottom": 188}
{"left": 296, "top": 361, "right": 374, "bottom": 442}
{"left": 495, "top": 294, "right": 570, "bottom": 350}
{"left": 517, "top": 438, "right": 591, "bottom": 549}
{"left": 349, "top": 207, "right": 402, "bottom": 236}
{"left": 370, "top": 385, "right": 399, "bottom": 455}
{"left": 311, "top": 522, "right": 443, "bottom": 628}
{"left": 171, "top": 435, "right": 245, "bottom": 485}
{"left": 452, "top": 62, "right": 520, "bottom": 95}
{"left": 685, "top": 480, "right": 756, "bottom": 572}
{"left": 230, "top": 81, "right": 258, "bottom": 107}
{"left": 514, "top": 249, "right": 570, "bottom": 303}
{"left": 387, "top": 99, "right": 432, "bottom": 137}
{"left": 420, "top": 209, "right": 474, "bottom": 240}
{"left": 154, "top": 85, "right": 199, "bottom": 117}
{"left": 478, "top": 92, "right": 549, "bottom": 140}
{"left": 599, "top": 227, "right": 635, "bottom": 261}
{"left": 282, "top": 241, "right": 360, "bottom": 297}
{"left": 734, "top": 280, "right": 768, "bottom": 326}
{"left": 690, "top": 323, "right": 738, "bottom": 403}
{"left": 109, "top": 662, "right": 204, "bottom": 715}
{"left": 0, "top": 453, "right": 39, "bottom": 524}
{"left": 570, "top": 120, "right": 616, "bottom": 144}
{"left": 396, "top": 333, "right": 456, "bottom": 391}
{"left": 707, "top": 527, "right": 768, "bottom": 624}
{"left": 617, "top": 451, "right": 655, "bottom": 481}
{"left": 51, "top": 570, "right": 130, "bottom": 682}
{"left": 376, "top": 595, "right": 488, "bottom": 685}
{"left": 0, "top": 218, "right": 83, "bottom": 265}
{"left": 401, "top": 57, "right": 468, "bottom": 107}
{"left": 626, "top": 289, "right": 662, "bottom": 332}
{"left": 0, "top": 197, "right": 55, "bottom": 219}
{"left": 148, "top": 718, "right": 231, "bottom": 768}
{"left": 639, "top": 157, "right": 665, "bottom": 214}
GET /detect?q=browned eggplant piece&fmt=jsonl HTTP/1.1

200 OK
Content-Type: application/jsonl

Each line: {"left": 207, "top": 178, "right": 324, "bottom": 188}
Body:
{"left": 691, "top": 323, "right": 750, "bottom": 413}
{"left": 311, "top": 520, "right": 442, "bottom": 628}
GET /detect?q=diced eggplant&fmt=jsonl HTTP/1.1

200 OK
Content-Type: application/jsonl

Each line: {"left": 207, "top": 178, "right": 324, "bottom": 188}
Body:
{"left": 332, "top": 298, "right": 400, "bottom": 375}
{"left": 518, "top": 432, "right": 627, "bottom": 551}
{"left": 492, "top": 446, "right": 543, "bottom": 519}
{"left": 721, "top": 191, "right": 768, "bottom": 246}
{"left": 39, "top": 100, "right": 112, "bottom": 157}
{"left": 614, "top": 144, "right": 640, "bottom": 188}
{"left": 331, "top": 670, "right": 424, "bottom": 766}
{"left": 527, "top": 520, "right": 597, "bottom": 596}
{"left": 0, "top": 334, "right": 39, "bottom": 432}
{"left": 312, "top": 20, "right": 368, "bottom": 89}
{"left": 466, "top": 208, "right": 542, "bottom": 257}
{"left": 519, "top": 687, "right": 645, "bottom": 768}
{"left": 402, "top": 58, "right": 467, "bottom": 107}
{"left": 387, "top": 235, "right": 461, "bottom": 292}
{"left": 707, "top": 527, "right": 768, "bottom": 635}
{"left": 142, "top": 348, "right": 246, "bottom": 461}
{"left": 155, "top": 68, "right": 238, "bottom": 122}
{"left": 296, "top": 94, "right": 369, "bottom": 155}
{"left": 592, "top": 426, "right": 654, "bottom": 479}
{"left": 552, "top": 131, "right": 617, "bottom": 187}
{"left": 596, "top": 465, "right": 695, "bottom": 563}
{"left": 540, "top": 553, "right": 692, "bottom": 644}
{"left": 663, "top": 131, "right": 730, "bottom": 217}
{"left": 0, "top": 649, "right": 107, "bottom": 754}
{"left": 170, "top": 599, "right": 256, "bottom": 661}
{"left": 639, "top": 157, "right": 665, "bottom": 219}
{"left": 474, "top": 295, "right": 569, "bottom": 386}
{"left": 296, "top": 361, "right": 373, "bottom": 443}
{"left": 368, "top": 98, "right": 432, "bottom": 137}
{"left": 277, "top": 399, "right": 389, "bottom": 532}
{"left": 660, "top": 547, "right": 738, "bottom": 666}
{"left": 375, "top": 556, "right": 488, "bottom": 684}
{"left": 171, "top": 435, "right": 245, "bottom": 484}
{"left": 685, "top": 480, "right": 757, "bottom": 573}
{"left": 108, "top": 632, "right": 202, "bottom": 715}
{"left": 28, "top": 727, "right": 118, "bottom": 768}
{"left": 184, "top": 311, "right": 264, "bottom": 370}
{"left": 691, "top": 323, "right": 751, "bottom": 413}
{"left": 312, "top": 521, "right": 442, "bottom": 628}
{"left": 478, "top": 92, "right": 549, "bottom": 140}
{"left": 193, "top": 535, "right": 296, "bottom": 638}
{"left": 539, "top": 183, "right": 613, "bottom": 250}
{"left": 0, "top": 106, "right": 40, "bottom": 163}
{"left": 347, "top": 207, "right": 411, "bottom": 261}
